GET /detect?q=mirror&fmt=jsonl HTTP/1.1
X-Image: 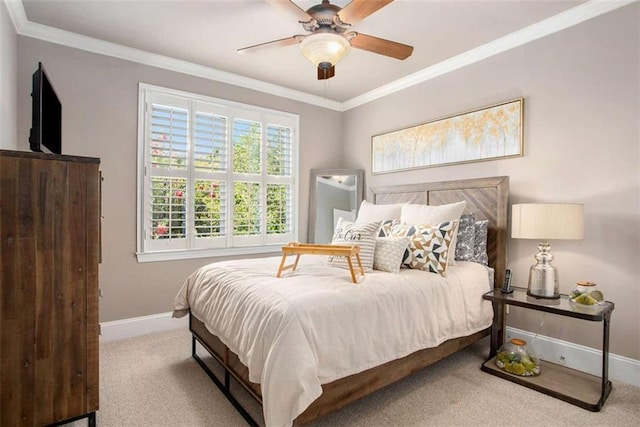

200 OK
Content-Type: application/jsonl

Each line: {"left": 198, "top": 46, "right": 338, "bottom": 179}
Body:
{"left": 308, "top": 169, "right": 364, "bottom": 244}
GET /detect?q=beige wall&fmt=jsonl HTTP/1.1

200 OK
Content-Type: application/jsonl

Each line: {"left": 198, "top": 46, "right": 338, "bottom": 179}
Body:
{"left": 16, "top": 37, "right": 344, "bottom": 322}
{"left": 1, "top": 1, "right": 17, "bottom": 150}
{"left": 343, "top": 5, "right": 639, "bottom": 360}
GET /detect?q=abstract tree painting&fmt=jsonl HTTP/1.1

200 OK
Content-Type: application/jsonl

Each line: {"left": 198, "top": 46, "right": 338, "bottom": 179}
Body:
{"left": 372, "top": 99, "right": 523, "bottom": 174}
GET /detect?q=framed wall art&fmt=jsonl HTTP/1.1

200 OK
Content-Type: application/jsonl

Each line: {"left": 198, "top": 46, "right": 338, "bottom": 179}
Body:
{"left": 371, "top": 98, "right": 523, "bottom": 174}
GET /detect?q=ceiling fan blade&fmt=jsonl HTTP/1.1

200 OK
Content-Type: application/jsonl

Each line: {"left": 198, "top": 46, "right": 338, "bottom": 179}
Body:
{"left": 338, "top": 0, "right": 394, "bottom": 26}
{"left": 238, "top": 35, "right": 305, "bottom": 55}
{"left": 350, "top": 32, "right": 413, "bottom": 60}
{"left": 317, "top": 65, "right": 335, "bottom": 80}
{"left": 265, "top": 0, "right": 314, "bottom": 23}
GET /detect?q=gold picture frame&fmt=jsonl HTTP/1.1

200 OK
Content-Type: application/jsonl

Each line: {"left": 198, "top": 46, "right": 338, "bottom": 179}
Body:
{"left": 371, "top": 98, "right": 524, "bottom": 174}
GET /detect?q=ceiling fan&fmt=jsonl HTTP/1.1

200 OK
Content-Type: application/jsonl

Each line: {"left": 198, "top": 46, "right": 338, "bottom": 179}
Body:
{"left": 237, "top": 0, "right": 414, "bottom": 80}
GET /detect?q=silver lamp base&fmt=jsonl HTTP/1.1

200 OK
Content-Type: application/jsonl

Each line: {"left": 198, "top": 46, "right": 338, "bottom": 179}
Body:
{"left": 527, "top": 241, "right": 560, "bottom": 299}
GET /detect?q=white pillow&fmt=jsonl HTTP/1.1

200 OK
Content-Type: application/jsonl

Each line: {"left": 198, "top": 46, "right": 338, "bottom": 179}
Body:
{"left": 400, "top": 201, "right": 467, "bottom": 265}
{"left": 328, "top": 218, "right": 381, "bottom": 273}
{"left": 400, "top": 200, "right": 467, "bottom": 225}
{"left": 373, "top": 236, "right": 411, "bottom": 273}
{"left": 355, "top": 200, "right": 404, "bottom": 224}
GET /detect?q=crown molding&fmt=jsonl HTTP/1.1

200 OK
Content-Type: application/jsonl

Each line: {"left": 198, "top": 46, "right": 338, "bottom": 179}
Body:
{"left": 4, "top": 0, "right": 27, "bottom": 32}
{"left": 342, "top": 0, "right": 638, "bottom": 110}
{"left": 5, "top": 0, "right": 637, "bottom": 112}
{"left": 4, "top": 0, "right": 343, "bottom": 111}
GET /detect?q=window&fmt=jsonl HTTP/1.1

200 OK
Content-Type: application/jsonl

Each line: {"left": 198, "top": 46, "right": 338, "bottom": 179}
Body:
{"left": 137, "top": 84, "right": 298, "bottom": 262}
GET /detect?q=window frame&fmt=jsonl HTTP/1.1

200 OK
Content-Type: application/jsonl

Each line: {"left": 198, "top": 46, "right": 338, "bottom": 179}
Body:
{"left": 136, "top": 83, "right": 299, "bottom": 263}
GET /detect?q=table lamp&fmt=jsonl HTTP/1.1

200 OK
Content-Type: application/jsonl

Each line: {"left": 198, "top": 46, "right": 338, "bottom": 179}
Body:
{"left": 511, "top": 203, "right": 584, "bottom": 299}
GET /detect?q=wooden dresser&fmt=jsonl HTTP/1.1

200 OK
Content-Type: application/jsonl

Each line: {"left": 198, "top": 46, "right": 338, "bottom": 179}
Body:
{"left": 0, "top": 150, "right": 100, "bottom": 426}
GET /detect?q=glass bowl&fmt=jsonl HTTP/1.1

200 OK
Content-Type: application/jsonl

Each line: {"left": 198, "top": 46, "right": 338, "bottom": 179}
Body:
{"left": 495, "top": 338, "right": 540, "bottom": 376}
{"left": 569, "top": 281, "right": 604, "bottom": 306}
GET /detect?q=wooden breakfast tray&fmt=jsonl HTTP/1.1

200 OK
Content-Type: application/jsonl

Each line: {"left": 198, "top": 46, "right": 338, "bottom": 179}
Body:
{"left": 276, "top": 242, "right": 364, "bottom": 283}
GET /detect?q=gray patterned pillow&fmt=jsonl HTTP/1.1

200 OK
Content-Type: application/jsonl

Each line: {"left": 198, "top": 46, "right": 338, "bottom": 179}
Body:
{"left": 471, "top": 220, "right": 489, "bottom": 265}
{"left": 454, "top": 214, "right": 476, "bottom": 261}
{"left": 373, "top": 236, "right": 411, "bottom": 273}
{"left": 390, "top": 221, "right": 458, "bottom": 277}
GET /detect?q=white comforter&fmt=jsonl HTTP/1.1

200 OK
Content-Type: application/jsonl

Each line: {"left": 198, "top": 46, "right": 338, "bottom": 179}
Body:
{"left": 173, "top": 256, "right": 493, "bottom": 427}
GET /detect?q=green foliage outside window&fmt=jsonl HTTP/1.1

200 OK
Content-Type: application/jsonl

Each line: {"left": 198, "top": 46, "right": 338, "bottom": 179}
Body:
{"left": 233, "top": 120, "right": 261, "bottom": 174}
{"left": 233, "top": 181, "right": 261, "bottom": 235}
{"left": 151, "top": 177, "right": 186, "bottom": 239}
{"left": 267, "top": 125, "right": 291, "bottom": 176}
{"left": 194, "top": 180, "right": 224, "bottom": 238}
{"left": 266, "top": 184, "right": 290, "bottom": 234}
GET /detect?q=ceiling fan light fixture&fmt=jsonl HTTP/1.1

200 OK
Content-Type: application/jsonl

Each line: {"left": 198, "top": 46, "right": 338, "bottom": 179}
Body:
{"left": 299, "top": 32, "right": 351, "bottom": 68}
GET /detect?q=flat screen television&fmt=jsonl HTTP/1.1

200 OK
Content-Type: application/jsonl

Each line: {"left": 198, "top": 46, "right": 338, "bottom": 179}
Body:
{"left": 29, "top": 62, "right": 62, "bottom": 154}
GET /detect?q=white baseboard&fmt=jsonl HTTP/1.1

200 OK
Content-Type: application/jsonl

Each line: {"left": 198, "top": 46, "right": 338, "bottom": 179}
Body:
{"left": 98, "top": 313, "right": 639, "bottom": 387}
{"left": 100, "top": 312, "right": 187, "bottom": 342}
{"left": 507, "top": 326, "right": 640, "bottom": 387}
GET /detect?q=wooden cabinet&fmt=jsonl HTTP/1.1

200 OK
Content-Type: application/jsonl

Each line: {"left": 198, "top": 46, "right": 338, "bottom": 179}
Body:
{"left": 0, "top": 150, "right": 100, "bottom": 426}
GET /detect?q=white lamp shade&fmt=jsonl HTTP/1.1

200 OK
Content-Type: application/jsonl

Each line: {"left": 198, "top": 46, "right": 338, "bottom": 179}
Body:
{"left": 300, "top": 33, "right": 351, "bottom": 67}
{"left": 512, "top": 203, "right": 584, "bottom": 240}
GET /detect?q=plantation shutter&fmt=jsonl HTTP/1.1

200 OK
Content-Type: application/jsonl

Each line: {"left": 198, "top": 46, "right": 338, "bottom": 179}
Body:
{"left": 264, "top": 114, "right": 295, "bottom": 244}
{"left": 138, "top": 84, "right": 298, "bottom": 260}
{"left": 192, "top": 101, "right": 231, "bottom": 249}
{"left": 232, "top": 111, "right": 262, "bottom": 247}
{"left": 145, "top": 93, "right": 190, "bottom": 251}
{"left": 266, "top": 124, "right": 293, "bottom": 177}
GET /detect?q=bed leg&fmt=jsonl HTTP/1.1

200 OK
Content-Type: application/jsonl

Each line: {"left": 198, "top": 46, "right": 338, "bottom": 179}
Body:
{"left": 191, "top": 337, "right": 260, "bottom": 427}
{"left": 225, "top": 370, "right": 231, "bottom": 389}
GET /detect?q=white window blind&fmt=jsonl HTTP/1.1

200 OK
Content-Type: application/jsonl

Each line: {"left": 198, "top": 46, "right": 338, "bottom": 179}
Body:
{"left": 266, "top": 123, "right": 293, "bottom": 238}
{"left": 137, "top": 84, "right": 298, "bottom": 262}
{"left": 194, "top": 112, "right": 227, "bottom": 173}
{"left": 267, "top": 124, "right": 292, "bottom": 177}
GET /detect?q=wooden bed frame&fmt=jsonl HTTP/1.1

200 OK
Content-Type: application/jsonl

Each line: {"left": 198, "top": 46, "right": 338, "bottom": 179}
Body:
{"left": 189, "top": 175, "right": 509, "bottom": 426}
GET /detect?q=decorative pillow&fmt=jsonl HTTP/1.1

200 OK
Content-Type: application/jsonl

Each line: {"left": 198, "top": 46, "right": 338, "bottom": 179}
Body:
{"left": 378, "top": 219, "right": 399, "bottom": 237}
{"left": 355, "top": 200, "right": 404, "bottom": 224}
{"left": 400, "top": 201, "right": 467, "bottom": 266}
{"left": 400, "top": 200, "right": 467, "bottom": 225}
{"left": 328, "top": 218, "right": 380, "bottom": 272}
{"left": 390, "top": 221, "right": 458, "bottom": 276}
{"left": 373, "top": 236, "right": 411, "bottom": 273}
{"left": 454, "top": 214, "right": 477, "bottom": 261}
{"left": 471, "top": 220, "right": 489, "bottom": 265}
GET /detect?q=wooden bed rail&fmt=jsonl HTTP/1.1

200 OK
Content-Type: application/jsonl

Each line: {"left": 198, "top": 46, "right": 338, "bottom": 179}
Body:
{"left": 190, "top": 313, "right": 489, "bottom": 426}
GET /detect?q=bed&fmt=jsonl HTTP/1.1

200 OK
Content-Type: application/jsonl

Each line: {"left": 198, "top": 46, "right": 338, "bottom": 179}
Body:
{"left": 173, "top": 176, "right": 509, "bottom": 426}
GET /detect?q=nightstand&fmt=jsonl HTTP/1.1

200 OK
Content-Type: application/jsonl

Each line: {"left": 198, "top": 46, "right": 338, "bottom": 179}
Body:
{"left": 481, "top": 287, "right": 614, "bottom": 411}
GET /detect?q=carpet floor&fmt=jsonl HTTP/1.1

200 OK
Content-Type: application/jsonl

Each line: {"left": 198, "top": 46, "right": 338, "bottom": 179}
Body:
{"left": 71, "top": 328, "right": 639, "bottom": 426}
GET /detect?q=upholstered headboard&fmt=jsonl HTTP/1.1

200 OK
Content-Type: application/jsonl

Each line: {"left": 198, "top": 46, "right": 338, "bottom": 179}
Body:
{"left": 370, "top": 176, "right": 509, "bottom": 289}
